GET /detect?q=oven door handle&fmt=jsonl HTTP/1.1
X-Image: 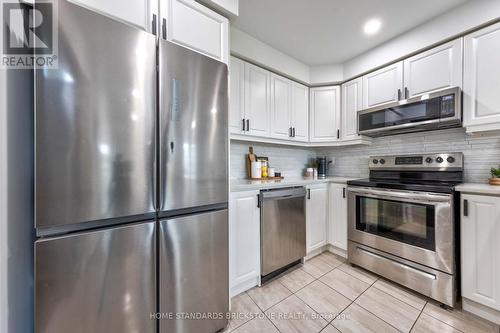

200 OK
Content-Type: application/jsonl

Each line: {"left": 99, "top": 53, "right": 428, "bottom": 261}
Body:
{"left": 347, "top": 187, "right": 452, "bottom": 203}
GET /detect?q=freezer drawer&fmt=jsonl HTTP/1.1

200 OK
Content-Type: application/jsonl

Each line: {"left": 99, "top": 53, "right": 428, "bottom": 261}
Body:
{"left": 35, "top": 221, "right": 156, "bottom": 333}
{"left": 159, "top": 209, "right": 229, "bottom": 333}
{"left": 35, "top": 0, "right": 156, "bottom": 229}
{"left": 159, "top": 40, "right": 228, "bottom": 214}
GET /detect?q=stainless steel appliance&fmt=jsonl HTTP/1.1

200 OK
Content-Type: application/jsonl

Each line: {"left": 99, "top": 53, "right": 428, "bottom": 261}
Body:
{"left": 260, "top": 187, "right": 306, "bottom": 282}
{"left": 35, "top": 2, "right": 157, "bottom": 332}
{"left": 158, "top": 39, "right": 229, "bottom": 333}
{"left": 347, "top": 153, "right": 463, "bottom": 307}
{"left": 35, "top": 1, "right": 229, "bottom": 333}
{"left": 358, "top": 87, "right": 462, "bottom": 137}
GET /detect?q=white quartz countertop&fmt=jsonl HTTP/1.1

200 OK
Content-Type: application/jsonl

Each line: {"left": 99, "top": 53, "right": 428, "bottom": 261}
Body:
{"left": 455, "top": 183, "right": 500, "bottom": 196}
{"left": 230, "top": 176, "right": 357, "bottom": 192}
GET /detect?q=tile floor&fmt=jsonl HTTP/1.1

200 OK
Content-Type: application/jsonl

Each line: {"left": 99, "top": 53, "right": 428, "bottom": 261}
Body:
{"left": 224, "top": 252, "right": 500, "bottom": 333}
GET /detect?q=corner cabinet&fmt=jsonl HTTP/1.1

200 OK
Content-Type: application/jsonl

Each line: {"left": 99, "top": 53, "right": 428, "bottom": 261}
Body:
{"left": 306, "top": 184, "right": 328, "bottom": 254}
{"left": 328, "top": 183, "right": 347, "bottom": 251}
{"left": 310, "top": 86, "right": 341, "bottom": 142}
{"left": 160, "top": 0, "right": 229, "bottom": 64}
{"left": 461, "top": 193, "right": 500, "bottom": 324}
{"left": 229, "top": 190, "right": 261, "bottom": 297}
{"left": 341, "top": 78, "right": 363, "bottom": 142}
{"left": 463, "top": 22, "right": 500, "bottom": 134}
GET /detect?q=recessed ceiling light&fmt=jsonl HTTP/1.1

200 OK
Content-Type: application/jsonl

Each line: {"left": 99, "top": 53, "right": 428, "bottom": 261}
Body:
{"left": 363, "top": 18, "right": 382, "bottom": 36}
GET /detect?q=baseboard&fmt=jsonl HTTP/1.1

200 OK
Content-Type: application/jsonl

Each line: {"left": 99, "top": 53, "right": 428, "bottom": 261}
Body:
{"left": 230, "top": 276, "right": 260, "bottom": 298}
{"left": 462, "top": 298, "right": 500, "bottom": 325}
{"left": 326, "top": 245, "right": 347, "bottom": 259}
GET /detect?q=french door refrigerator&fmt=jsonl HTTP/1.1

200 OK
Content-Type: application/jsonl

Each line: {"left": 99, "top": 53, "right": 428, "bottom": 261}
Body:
{"left": 34, "top": 1, "right": 157, "bottom": 332}
{"left": 158, "top": 40, "right": 229, "bottom": 333}
{"left": 35, "top": 1, "right": 229, "bottom": 333}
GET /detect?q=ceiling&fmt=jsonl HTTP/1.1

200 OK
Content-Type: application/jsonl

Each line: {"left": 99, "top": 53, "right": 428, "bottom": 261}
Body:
{"left": 232, "top": 0, "right": 469, "bottom": 65}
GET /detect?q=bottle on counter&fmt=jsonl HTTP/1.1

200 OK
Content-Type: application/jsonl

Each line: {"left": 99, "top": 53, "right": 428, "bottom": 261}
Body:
{"left": 251, "top": 161, "right": 262, "bottom": 179}
{"left": 261, "top": 160, "right": 268, "bottom": 178}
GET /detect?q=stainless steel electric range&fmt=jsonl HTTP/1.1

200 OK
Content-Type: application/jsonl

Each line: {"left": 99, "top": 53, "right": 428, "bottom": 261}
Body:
{"left": 347, "top": 153, "right": 463, "bottom": 307}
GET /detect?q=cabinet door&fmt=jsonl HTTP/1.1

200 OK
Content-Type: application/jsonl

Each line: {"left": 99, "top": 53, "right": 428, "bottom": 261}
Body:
{"left": 404, "top": 39, "right": 463, "bottom": 99}
{"left": 229, "top": 57, "right": 245, "bottom": 134}
{"left": 72, "top": 0, "right": 154, "bottom": 32}
{"left": 270, "top": 74, "right": 292, "bottom": 140}
{"left": 328, "top": 183, "right": 347, "bottom": 251}
{"left": 291, "top": 83, "right": 309, "bottom": 142}
{"left": 162, "top": 0, "right": 229, "bottom": 64}
{"left": 306, "top": 185, "right": 328, "bottom": 254}
{"left": 229, "top": 191, "right": 260, "bottom": 295}
{"left": 362, "top": 62, "right": 403, "bottom": 109}
{"left": 341, "top": 78, "right": 362, "bottom": 141}
{"left": 310, "top": 86, "right": 341, "bottom": 142}
{"left": 461, "top": 194, "right": 500, "bottom": 310}
{"left": 464, "top": 22, "right": 500, "bottom": 130}
{"left": 245, "top": 63, "right": 271, "bottom": 137}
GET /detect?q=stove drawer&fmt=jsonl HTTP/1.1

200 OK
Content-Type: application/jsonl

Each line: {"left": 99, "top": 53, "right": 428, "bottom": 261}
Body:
{"left": 348, "top": 241, "right": 456, "bottom": 307}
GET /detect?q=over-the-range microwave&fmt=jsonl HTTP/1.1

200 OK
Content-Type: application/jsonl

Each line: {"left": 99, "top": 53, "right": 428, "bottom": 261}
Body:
{"left": 357, "top": 86, "right": 462, "bottom": 137}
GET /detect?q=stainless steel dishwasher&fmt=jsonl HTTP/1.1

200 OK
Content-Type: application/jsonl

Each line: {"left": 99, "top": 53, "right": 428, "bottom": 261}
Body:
{"left": 260, "top": 187, "right": 306, "bottom": 282}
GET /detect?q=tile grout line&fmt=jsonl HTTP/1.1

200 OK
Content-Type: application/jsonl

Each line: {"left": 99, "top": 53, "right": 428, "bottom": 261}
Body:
{"left": 408, "top": 304, "right": 425, "bottom": 333}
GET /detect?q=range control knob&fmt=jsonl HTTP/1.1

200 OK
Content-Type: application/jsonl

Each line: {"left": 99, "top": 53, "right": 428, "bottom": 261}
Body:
{"left": 380, "top": 159, "right": 386, "bottom": 164}
{"left": 425, "top": 157, "right": 433, "bottom": 163}
{"left": 447, "top": 156, "right": 455, "bottom": 163}
{"left": 436, "top": 156, "right": 444, "bottom": 163}
{"left": 372, "top": 159, "right": 379, "bottom": 164}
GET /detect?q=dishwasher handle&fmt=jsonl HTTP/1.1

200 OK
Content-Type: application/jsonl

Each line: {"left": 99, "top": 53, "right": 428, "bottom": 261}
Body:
{"left": 261, "top": 187, "right": 306, "bottom": 200}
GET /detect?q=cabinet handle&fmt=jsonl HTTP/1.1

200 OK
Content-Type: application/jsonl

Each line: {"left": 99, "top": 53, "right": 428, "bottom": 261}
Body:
{"left": 463, "top": 199, "right": 468, "bottom": 217}
{"left": 246, "top": 119, "right": 250, "bottom": 132}
{"left": 343, "top": 188, "right": 346, "bottom": 199}
{"left": 242, "top": 119, "right": 246, "bottom": 131}
{"left": 337, "top": 129, "right": 340, "bottom": 139}
{"left": 397, "top": 89, "right": 402, "bottom": 101}
{"left": 307, "top": 189, "right": 311, "bottom": 200}
{"left": 152, "top": 14, "right": 157, "bottom": 36}
{"left": 293, "top": 127, "right": 296, "bottom": 137}
{"left": 257, "top": 194, "right": 261, "bottom": 208}
{"left": 162, "top": 18, "right": 167, "bottom": 40}
{"left": 289, "top": 127, "right": 293, "bottom": 137}
{"left": 404, "top": 87, "right": 409, "bottom": 99}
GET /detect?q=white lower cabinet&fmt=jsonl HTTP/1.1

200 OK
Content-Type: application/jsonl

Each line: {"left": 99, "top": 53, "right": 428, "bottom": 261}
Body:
{"left": 461, "top": 193, "right": 500, "bottom": 323}
{"left": 306, "top": 184, "right": 328, "bottom": 254}
{"left": 229, "top": 191, "right": 260, "bottom": 296}
{"left": 328, "top": 183, "right": 347, "bottom": 251}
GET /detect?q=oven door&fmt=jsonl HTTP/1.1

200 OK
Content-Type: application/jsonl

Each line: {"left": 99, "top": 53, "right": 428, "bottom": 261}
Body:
{"left": 347, "top": 186, "right": 454, "bottom": 274}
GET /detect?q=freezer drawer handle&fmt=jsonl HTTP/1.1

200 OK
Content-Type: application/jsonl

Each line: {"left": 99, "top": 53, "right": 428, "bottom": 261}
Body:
{"left": 357, "top": 246, "right": 436, "bottom": 280}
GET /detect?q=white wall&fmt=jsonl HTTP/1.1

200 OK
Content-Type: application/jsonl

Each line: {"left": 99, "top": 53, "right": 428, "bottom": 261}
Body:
{"left": 230, "top": 27, "right": 311, "bottom": 84}
{"left": 309, "top": 64, "right": 343, "bottom": 86}
{"left": 343, "top": 0, "right": 500, "bottom": 80}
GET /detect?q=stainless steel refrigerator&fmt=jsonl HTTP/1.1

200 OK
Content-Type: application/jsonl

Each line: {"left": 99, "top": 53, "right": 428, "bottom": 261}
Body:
{"left": 157, "top": 40, "right": 229, "bottom": 333}
{"left": 34, "top": 1, "right": 228, "bottom": 333}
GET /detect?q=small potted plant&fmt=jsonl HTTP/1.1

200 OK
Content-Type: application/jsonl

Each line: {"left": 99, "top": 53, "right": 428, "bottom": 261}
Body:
{"left": 490, "top": 165, "right": 500, "bottom": 185}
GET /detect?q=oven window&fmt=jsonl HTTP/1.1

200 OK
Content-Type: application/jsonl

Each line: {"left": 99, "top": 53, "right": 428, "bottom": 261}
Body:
{"left": 356, "top": 196, "right": 435, "bottom": 251}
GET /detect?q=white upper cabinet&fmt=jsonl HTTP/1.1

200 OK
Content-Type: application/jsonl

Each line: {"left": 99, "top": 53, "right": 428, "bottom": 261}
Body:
{"left": 403, "top": 39, "right": 463, "bottom": 99}
{"left": 72, "top": 0, "right": 155, "bottom": 32}
{"left": 362, "top": 62, "right": 403, "bottom": 109}
{"left": 328, "top": 183, "right": 347, "bottom": 251}
{"left": 306, "top": 184, "right": 328, "bottom": 254}
{"left": 341, "top": 78, "right": 362, "bottom": 141}
{"left": 310, "top": 86, "right": 341, "bottom": 142}
{"left": 245, "top": 63, "right": 271, "bottom": 137}
{"left": 229, "top": 57, "right": 245, "bottom": 134}
{"left": 463, "top": 22, "right": 500, "bottom": 133}
{"left": 270, "top": 74, "right": 292, "bottom": 140}
{"left": 461, "top": 194, "right": 500, "bottom": 312}
{"left": 195, "top": 0, "right": 239, "bottom": 16}
{"left": 291, "top": 82, "right": 309, "bottom": 142}
{"left": 161, "top": 0, "right": 229, "bottom": 64}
